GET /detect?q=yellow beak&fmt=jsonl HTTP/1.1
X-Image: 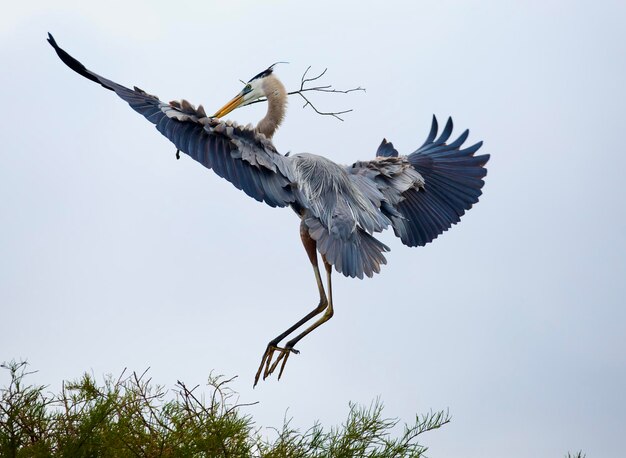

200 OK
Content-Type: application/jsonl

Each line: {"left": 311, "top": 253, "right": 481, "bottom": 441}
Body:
{"left": 213, "top": 93, "right": 245, "bottom": 118}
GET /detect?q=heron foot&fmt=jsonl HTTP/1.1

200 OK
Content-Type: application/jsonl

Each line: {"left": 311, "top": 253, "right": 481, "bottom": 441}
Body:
{"left": 253, "top": 344, "right": 299, "bottom": 387}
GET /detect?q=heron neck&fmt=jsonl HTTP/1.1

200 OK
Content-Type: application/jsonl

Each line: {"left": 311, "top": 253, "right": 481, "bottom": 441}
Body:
{"left": 257, "top": 77, "right": 287, "bottom": 139}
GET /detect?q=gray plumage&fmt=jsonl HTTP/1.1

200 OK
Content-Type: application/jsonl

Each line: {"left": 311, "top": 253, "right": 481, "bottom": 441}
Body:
{"left": 292, "top": 153, "right": 393, "bottom": 278}
{"left": 48, "top": 33, "right": 490, "bottom": 384}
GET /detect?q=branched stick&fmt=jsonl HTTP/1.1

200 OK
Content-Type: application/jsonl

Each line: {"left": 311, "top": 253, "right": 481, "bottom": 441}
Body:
{"left": 247, "top": 66, "right": 365, "bottom": 121}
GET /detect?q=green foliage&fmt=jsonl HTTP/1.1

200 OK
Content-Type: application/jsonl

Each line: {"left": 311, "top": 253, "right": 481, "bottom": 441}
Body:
{"left": 1, "top": 360, "right": 448, "bottom": 457}
{"left": 258, "top": 402, "right": 449, "bottom": 458}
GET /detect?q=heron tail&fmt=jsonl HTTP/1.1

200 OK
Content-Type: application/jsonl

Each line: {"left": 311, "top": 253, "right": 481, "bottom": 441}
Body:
{"left": 305, "top": 217, "right": 389, "bottom": 279}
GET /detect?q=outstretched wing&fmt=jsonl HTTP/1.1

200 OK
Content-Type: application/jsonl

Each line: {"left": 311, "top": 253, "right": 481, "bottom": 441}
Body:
{"left": 47, "top": 33, "right": 295, "bottom": 208}
{"left": 348, "top": 116, "right": 489, "bottom": 247}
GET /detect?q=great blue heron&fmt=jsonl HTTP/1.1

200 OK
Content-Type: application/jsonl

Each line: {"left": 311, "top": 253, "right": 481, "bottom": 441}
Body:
{"left": 48, "top": 34, "right": 489, "bottom": 386}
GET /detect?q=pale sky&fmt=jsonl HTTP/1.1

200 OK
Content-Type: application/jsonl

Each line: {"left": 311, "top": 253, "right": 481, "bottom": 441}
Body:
{"left": 2, "top": 1, "right": 625, "bottom": 456}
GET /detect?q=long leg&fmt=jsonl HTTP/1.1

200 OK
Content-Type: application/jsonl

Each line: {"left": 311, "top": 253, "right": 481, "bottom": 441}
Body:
{"left": 285, "top": 258, "right": 334, "bottom": 348}
{"left": 253, "top": 223, "right": 329, "bottom": 387}
{"left": 266, "top": 258, "right": 334, "bottom": 380}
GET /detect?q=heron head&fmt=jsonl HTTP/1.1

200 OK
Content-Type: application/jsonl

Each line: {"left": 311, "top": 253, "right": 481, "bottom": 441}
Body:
{"left": 213, "top": 63, "right": 286, "bottom": 118}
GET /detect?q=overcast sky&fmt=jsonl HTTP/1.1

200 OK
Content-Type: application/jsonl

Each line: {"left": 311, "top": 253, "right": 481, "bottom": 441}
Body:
{"left": 2, "top": 1, "right": 625, "bottom": 456}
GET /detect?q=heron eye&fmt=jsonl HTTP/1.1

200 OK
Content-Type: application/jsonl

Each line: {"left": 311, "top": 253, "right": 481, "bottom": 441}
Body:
{"left": 244, "top": 84, "right": 252, "bottom": 92}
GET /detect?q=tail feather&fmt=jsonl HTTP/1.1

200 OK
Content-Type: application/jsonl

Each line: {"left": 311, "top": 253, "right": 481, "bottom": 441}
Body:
{"left": 305, "top": 217, "right": 389, "bottom": 279}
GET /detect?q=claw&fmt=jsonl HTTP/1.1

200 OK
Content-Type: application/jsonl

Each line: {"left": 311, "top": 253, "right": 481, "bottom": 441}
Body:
{"left": 253, "top": 350, "right": 268, "bottom": 387}
{"left": 253, "top": 344, "right": 299, "bottom": 387}
{"left": 277, "top": 352, "right": 290, "bottom": 380}
{"left": 263, "top": 347, "right": 275, "bottom": 380}
{"left": 268, "top": 351, "right": 285, "bottom": 376}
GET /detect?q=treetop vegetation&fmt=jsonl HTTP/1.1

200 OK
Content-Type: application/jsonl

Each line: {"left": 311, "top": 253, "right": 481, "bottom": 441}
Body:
{"left": 0, "top": 360, "right": 449, "bottom": 457}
